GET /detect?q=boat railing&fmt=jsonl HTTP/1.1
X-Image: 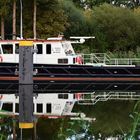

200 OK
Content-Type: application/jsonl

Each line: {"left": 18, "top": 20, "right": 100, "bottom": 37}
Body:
{"left": 78, "top": 53, "right": 140, "bottom": 66}
{"left": 77, "top": 92, "right": 140, "bottom": 105}
{"left": 109, "top": 58, "right": 140, "bottom": 65}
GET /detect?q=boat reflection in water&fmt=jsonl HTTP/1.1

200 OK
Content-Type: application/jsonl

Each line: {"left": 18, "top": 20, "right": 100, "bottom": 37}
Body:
{"left": 0, "top": 36, "right": 140, "bottom": 139}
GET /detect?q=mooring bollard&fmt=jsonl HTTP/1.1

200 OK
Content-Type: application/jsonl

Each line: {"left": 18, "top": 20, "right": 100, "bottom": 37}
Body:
{"left": 19, "top": 41, "right": 34, "bottom": 129}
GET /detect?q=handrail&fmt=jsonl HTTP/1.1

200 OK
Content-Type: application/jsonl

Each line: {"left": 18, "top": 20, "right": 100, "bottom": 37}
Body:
{"left": 77, "top": 92, "right": 140, "bottom": 105}
{"left": 78, "top": 53, "right": 140, "bottom": 66}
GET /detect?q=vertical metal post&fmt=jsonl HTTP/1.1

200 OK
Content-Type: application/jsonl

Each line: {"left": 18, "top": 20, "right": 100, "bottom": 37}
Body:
{"left": 19, "top": 41, "right": 34, "bottom": 129}
{"left": 33, "top": 120, "right": 37, "bottom": 140}
{"left": 20, "top": 128, "right": 23, "bottom": 140}
{"left": 20, "top": 0, "right": 23, "bottom": 39}
{"left": 13, "top": 116, "right": 16, "bottom": 140}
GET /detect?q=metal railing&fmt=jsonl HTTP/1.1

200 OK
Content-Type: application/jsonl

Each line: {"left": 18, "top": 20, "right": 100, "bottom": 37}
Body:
{"left": 77, "top": 92, "right": 140, "bottom": 105}
{"left": 78, "top": 53, "right": 140, "bottom": 66}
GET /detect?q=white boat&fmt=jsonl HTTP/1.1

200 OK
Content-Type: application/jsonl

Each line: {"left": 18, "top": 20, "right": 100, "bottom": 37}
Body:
{"left": 0, "top": 35, "right": 140, "bottom": 117}
{"left": 0, "top": 36, "right": 94, "bottom": 119}
{"left": 0, "top": 35, "right": 139, "bottom": 67}
{"left": 0, "top": 35, "right": 88, "bottom": 65}
{"left": 0, "top": 93, "right": 83, "bottom": 118}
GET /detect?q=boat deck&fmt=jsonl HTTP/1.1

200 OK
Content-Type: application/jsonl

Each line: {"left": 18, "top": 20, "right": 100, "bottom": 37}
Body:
{"left": 0, "top": 63, "right": 140, "bottom": 93}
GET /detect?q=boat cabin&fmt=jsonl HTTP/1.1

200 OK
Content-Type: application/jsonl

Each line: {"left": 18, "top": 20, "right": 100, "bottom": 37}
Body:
{"left": 0, "top": 93, "right": 81, "bottom": 117}
{"left": 0, "top": 37, "right": 82, "bottom": 65}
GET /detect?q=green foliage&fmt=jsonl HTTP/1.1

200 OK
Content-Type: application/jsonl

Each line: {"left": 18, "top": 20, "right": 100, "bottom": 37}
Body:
{"left": 91, "top": 4, "right": 140, "bottom": 52}
{"left": 62, "top": 2, "right": 140, "bottom": 53}
{"left": 62, "top": 0, "right": 89, "bottom": 37}
{"left": 123, "top": 101, "right": 140, "bottom": 139}
{"left": 0, "top": 0, "right": 140, "bottom": 54}
{"left": 0, "top": 134, "right": 6, "bottom": 140}
{"left": 0, "top": 116, "right": 14, "bottom": 140}
{"left": 57, "top": 118, "right": 92, "bottom": 139}
{"left": 72, "top": 0, "right": 111, "bottom": 9}
{"left": 21, "top": 0, "right": 68, "bottom": 38}
{"left": 34, "top": 101, "right": 140, "bottom": 139}
{"left": 0, "top": 0, "right": 10, "bottom": 17}
{"left": 73, "top": 101, "right": 135, "bottom": 136}
{"left": 72, "top": 0, "right": 140, "bottom": 9}
{"left": 111, "top": 0, "right": 139, "bottom": 9}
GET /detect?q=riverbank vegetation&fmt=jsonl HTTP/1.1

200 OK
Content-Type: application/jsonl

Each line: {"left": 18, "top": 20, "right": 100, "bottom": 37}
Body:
{"left": 0, "top": 0, "right": 140, "bottom": 54}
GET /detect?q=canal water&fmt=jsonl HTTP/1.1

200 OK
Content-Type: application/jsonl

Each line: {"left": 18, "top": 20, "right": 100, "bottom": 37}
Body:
{"left": 0, "top": 100, "right": 139, "bottom": 140}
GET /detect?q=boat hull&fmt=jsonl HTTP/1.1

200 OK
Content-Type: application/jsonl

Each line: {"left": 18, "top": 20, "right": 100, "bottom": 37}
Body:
{"left": 0, "top": 63, "right": 140, "bottom": 93}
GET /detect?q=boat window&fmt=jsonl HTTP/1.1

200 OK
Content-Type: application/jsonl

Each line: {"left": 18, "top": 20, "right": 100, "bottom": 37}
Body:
{"left": 58, "top": 59, "right": 68, "bottom": 64}
{"left": 46, "top": 44, "right": 51, "bottom": 54}
{"left": 36, "top": 44, "right": 43, "bottom": 54}
{"left": 37, "top": 103, "right": 43, "bottom": 113}
{"left": 62, "top": 42, "right": 74, "bottom": 55}
{"left": 58, "top": 94, "right": 68, "bottom": 99}
{"left": 2, "top": 103, "right": 13, "bottom": 112}
{"left": 2, "top": 44, "right": 13, "bottom": 54}
{"left": 73, "top": 94, "right": 75, "bottom": 99}
{"left": 15, "top": 44, "right": 19, "bottom": 54}
{"left": 15, "top": 103, "right": 19, "bottom": 113}
{"left": 46, "top": 103, "right": 51, "bottom": 113}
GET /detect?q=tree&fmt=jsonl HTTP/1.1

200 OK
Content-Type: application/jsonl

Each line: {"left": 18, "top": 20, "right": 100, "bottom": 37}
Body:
{"left": 36, "top": 0, "right": 68, "bottom": 38}
{"left": 72, "top": 0, "right": 111, "bottom": 9}
{"left": 13, "top": 0, "right": 16, "bottom": 40}
{"left": 62, "top": 0, "right": 88, "bottom": 37}
{"left": 0, "top": 0, "right": 10, "bottom": 40}
{"left": 33, "top": 0, "right": 37, "bottom": 39}
{"left": 20, "top": 0, "right": 68, "bottom": 39}
{"left": 91, "top": 4, "right": 140, "bottom": 52}
{"left": 61, "top": 0, "right": 96, "bottom": 52}
{"left": 72, "top": 0, "right": 140, "bottom": 9}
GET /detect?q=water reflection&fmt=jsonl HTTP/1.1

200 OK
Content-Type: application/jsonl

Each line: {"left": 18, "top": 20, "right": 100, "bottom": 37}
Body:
{"left": 0, "top": 117, "right": 15, "bottom": 139}
{"left": 1, "top": 101, "right": 140, "bottom": 140}
{"left": 0, "top": 118, "right": 127, "bottom": 140}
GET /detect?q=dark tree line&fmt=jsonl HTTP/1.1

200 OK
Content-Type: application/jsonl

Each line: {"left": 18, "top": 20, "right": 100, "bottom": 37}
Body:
{"left": 0, "top": 0, "right": 140, "bottom": 54}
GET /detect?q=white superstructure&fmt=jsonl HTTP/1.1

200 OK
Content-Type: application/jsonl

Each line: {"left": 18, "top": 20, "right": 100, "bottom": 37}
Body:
{"left": 0, "top": 36, "right": 140, "bottom": 66}
{"left": 0, "top": 36, "right": 84, "bottom": 65}
{"left": 0, "top": 93, "right": 82, "bottom": 118}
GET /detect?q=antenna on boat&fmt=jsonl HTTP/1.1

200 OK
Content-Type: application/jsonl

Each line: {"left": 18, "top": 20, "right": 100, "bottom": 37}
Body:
{"left": 70, "top": 36, "right": 95, "bottom": 44}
